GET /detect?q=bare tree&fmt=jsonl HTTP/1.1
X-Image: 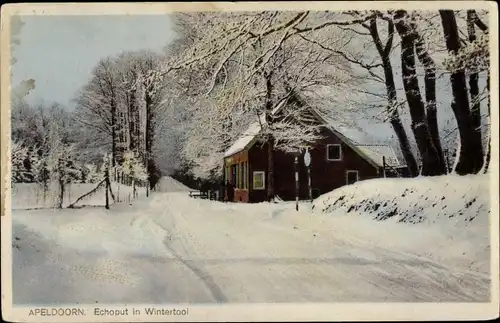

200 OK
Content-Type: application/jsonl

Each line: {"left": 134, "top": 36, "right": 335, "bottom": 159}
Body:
{"left": 465, "top": 9, "right": 490, "bottom": 173}
{"left": 394, "top": 10, "right": 444, "bottom": 176}
{"left": 410, "top": 14, "right": 447, "bottom": 174}
{"left": 364, "top": 15, "right": 419, "bottom": 176}
{"left": 74, "top": 57, "right": 119, "bottom": 166}
{"left": 171, "top": 11, "right": 358, "bottom": 200}
{"left": 439, "top": 9, "right": 484, "bottom": 175}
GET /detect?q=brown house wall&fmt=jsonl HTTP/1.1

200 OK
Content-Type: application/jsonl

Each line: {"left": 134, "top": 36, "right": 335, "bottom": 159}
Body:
{"left": 244, "top": 127, "right": 380, "bottom": 203}
{"left": 247, "top": 142, "right": 268, "bottom": 203}
{"left": 310, "top": 128, "right": 380, "bottom": 196}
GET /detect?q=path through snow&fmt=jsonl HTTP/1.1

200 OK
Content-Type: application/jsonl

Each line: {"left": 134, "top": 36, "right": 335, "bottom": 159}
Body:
{"left": 12, "top": 192, "right": 490, "bottom": 304}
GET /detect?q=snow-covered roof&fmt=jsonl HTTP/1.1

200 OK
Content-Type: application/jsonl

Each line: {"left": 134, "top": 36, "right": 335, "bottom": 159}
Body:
{"left": 320, "top": 115, "right": 366, "bottom": 144}
{"left": 223, "top": 115, "right": 266, "bottom": 158}
{"left": 355, "top": 145, "right": 402, "bottom": 168}
{"left": 224, "top": 98, "right": 306, "bottom": 158}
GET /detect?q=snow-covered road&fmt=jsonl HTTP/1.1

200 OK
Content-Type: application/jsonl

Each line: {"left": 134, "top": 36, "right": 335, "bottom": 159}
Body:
{"left": 12, "top": 191, "right": 490, "bottom": 304}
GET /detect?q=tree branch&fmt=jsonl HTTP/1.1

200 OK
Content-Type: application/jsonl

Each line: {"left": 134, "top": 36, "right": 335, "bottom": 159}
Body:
{"left": 293, "top": 12, "right": 377, "bottom": 34}
{"left": 297, "top": 33, "right": 384, "bottom": 83}
{"left": 469, "top": 10, "right": 489, "bottom": 33}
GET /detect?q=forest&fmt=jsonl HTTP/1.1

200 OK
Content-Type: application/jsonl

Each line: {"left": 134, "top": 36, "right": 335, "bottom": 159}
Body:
{"left": 11, "top": 9, "right": 491, "bottom": 203}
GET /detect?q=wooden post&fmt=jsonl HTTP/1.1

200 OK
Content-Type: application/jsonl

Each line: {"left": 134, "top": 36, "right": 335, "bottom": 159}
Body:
{"left": 117, "top": 180, "right": 120, "bottom": 202}
{"left": 105, "top": 167, "right": 110, "bottom": 210}
{"left": 304, "top": 148, "right": 312, "bottom": 203}
{"left": 382, "top": 156, "right": 387, "bottom": 178}
{"left": 307, "top": 167, "right": 312, "bottom": 203}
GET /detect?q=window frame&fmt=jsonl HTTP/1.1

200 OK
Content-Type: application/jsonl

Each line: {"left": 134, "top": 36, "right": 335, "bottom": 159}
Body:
{"left": 253, "top": 171, "right": 266, "bottom": 190}
{"left": 326, "top": 144, "right": 342, "bottom": 161}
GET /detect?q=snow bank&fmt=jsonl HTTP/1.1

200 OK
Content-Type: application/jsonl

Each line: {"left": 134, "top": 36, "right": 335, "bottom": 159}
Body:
{"left": 313, "top": 174, "right": 490, "bottom": 225}
{"left": 11, "top": 182, "right": 147, "bottom": 210}
{"left": 312, "top": 174, "right": 491, "bottom": 274}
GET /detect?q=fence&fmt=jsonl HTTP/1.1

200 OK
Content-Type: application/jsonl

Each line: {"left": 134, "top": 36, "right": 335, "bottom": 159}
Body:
{"left": 11, "top": 180, "right": 147, "bottom": 210}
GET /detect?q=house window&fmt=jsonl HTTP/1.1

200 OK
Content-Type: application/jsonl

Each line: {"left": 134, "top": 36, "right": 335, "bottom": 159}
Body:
{"left": 327, "top": 144, "right": 342, "bottom": 161}
{"left": 231, "top": 164, "right": 238, "bottom": 186}
{"left": 239, "top": 163, "right": 242, "bottom": 189}
{"left": 346, "top": 170, "right": 359, "bottom": 185}
{"left": 242, "top": 162, "right": 247, "bottom": 189}
{"left": 253, "top": 171, "right": 265, "bottom": 190}
{"left": 237, "top": 165, "right": 241, "bottom": 188}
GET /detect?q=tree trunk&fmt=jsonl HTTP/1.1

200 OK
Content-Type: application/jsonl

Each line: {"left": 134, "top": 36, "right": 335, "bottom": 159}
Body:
{"left": 267, "top": 137, "right": 275, "bottom": 201}
{"left": 382, "top": 55, "right": 419, "bottom": 177}
{"left": 128, "top": 91, "right": 138, "bottom": 153}
{"left": 111, "top": 98, "right": 117, "bottom": 167}
{"left": 467, "top": 10, "right": 485, "bottom": 173}
{"left": 483, "top": 73, "right": 491, "bottom": 173}
{"left": 394, "top": 10, "right": 442, "bottom": 176}
{"left": 264, "top": 71, "right": 275, "bottom": 201}
{"left": 413, "top": 28, "right": 447, "bottom": 174}
{"left": 368, "top": 17, "right": 418, "bottom": 177}
{"left": 440, "top": 10, "right": 484, "bottom": 174}
{"left": 58, "top": 178, "right": 64, "bottom": 209}
{"left": 115, "top": 111, "right": 126, "bottom": 165}
{"left": 144, "top": 87, "right": 157, "bottom": 191}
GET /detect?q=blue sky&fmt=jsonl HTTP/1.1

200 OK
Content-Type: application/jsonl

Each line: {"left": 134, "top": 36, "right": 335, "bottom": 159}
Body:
{"left": 11, "top": 15, "right": 176, "bottom": 108}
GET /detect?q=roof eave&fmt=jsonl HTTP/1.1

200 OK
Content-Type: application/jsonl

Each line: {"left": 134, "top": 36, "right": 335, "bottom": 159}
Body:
{"left": 224, "top": 134, "right": 261, "bottom": 159}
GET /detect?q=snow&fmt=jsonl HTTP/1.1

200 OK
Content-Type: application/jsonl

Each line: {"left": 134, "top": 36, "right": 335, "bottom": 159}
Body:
{"left": 356, "top": 144, "right": 402, "bottom": 167}
{"left": 223, "top": 115, "right": 265, "bottom": 158}
{"left": 154, "top": 176, "right": 192, "bottom": 192}
{"left": 321, "top": 114, "right": 368, "bottom": 144}
{"left": 11, "top": 182, "right": 147, "bottom": 210}
{"left": 313, "top": 174, "right": 491, "bottom": 274}
{"left": 11, "top": 175, "right": 491, "bottom": 304}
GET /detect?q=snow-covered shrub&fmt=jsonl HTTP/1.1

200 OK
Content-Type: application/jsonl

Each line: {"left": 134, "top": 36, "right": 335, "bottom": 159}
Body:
{"left": 83, "top": 164, "right": 103, "bottom": 183}
{"left": 47, "top": 143, "right": 80, "bottom": 185}
{"left": 119, "top": 151, "right": 148, "bottom": 182}
{"left": 11, "top": 142, "right": 31, "bottom": 183}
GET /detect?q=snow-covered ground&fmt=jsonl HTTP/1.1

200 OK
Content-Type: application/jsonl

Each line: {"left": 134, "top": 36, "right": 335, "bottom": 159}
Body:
{"left": 154, "top": 176, "right": 192, "bottom": 192}
{"left": 11, "top": 175, "right": 491, "bottom": 304}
